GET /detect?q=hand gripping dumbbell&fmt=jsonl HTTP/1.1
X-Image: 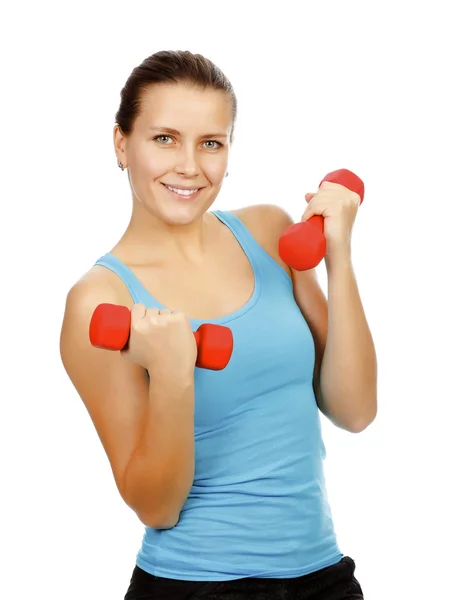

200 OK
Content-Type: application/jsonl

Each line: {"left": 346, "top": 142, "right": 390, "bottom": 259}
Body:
{"left": 278, "top": 168, "right": 365, "bottom": 271}
{"left": 89, "top": 303, "right": 234, "bottom": 371}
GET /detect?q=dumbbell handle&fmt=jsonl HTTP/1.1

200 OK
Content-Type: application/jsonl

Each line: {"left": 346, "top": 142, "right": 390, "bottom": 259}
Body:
{"left": 89, "top": 303, "right": 233, "bottom": 371}
{"left": 278, "top": 169, "right": 365, "bottom": 271}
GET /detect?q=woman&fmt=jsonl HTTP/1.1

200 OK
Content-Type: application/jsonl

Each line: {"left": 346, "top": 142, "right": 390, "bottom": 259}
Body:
{"left": 60, "top": 49, "right": 376, "bottom": 599}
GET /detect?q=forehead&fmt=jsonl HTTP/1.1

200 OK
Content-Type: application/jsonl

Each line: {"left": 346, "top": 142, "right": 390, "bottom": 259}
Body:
{"left": 136, "top": 83, "right": 232, "bottom": 133}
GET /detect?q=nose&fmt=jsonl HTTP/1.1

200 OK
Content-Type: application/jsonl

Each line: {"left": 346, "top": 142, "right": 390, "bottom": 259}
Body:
{"left": 173, "top": 144, "right": 199, "bottom": 178}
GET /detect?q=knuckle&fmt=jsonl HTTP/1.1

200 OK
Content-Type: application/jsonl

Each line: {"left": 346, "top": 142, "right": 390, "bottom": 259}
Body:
{"left": 351, "top": 192, "right": 361, "bottom": 204}
{"left": 131, "top": 317, "right": 144, "bottom": 333}
{"left": 131, "top": 302, "right": 145, "bottom": 316}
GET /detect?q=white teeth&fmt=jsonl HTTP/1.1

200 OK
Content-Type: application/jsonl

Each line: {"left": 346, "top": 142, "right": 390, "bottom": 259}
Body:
{"left": 166, "top": 185, "right": 198, "bottom": 196}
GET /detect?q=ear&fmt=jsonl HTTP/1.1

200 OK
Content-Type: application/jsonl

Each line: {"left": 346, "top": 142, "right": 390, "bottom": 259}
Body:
{"left": 113, "top": 124, "right": 127, "bottom": 168}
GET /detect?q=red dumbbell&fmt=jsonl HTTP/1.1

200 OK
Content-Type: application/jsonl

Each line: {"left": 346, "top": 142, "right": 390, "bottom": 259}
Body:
{"left": 89, "top": 303, "right": 234, "bottom": 371}
{"left": 278, "top": 169, "right": 365, "bottom": 271}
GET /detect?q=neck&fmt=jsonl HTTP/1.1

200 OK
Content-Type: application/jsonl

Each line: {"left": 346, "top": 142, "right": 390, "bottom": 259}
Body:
{"left": 113, "top": 201, "right": 213, "bottom": 266}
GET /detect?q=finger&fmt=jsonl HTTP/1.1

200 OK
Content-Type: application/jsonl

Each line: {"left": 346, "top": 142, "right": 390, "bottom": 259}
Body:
{"left": 319, "top": 181, "right": 348, "bottom": 193}
{"left": 144, "top": 307, "right": 161, "bottom": 323}
{"left": 124, "top": 304, "right": 148, "bottom": 351}
{"left": 304, "top": 193, "right": 315, "bottom": 203}
{"left": 131, "top": 303, "right": 147, "bottom": 320}
{"left": 156, "top": 308, "right": 180, "bottom": 323}
{"left": 302, "top": 200, "right": 318, "bottom": 222}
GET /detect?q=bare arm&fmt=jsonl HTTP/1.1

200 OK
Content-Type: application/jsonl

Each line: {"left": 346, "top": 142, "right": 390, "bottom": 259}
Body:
{"left": 317, "top": 253, "right": 377, "bottom": 431}
{"left": 122, "top": 376, "right": 195, "bottom": 529}
{"left": 59, "top": 272, "right": 195, "bottom": 528}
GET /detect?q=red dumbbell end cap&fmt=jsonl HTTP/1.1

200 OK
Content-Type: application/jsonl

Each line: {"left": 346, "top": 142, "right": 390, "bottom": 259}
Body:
{"left": 278, "top": 221, "right": 326, "bottom": 270}
{"left": 194, "top": 324, "right": 234, "bottom": 370}
{"left": 89, "top": 303, "right": 131, "bottom": 350}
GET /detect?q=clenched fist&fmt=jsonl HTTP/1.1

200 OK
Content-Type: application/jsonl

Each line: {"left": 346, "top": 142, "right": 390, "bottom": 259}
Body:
{"left": 302, "top": 182, "right": 361, "bottom": 260}
{"left": 121, "top": 304, "right": 197, "bottom": 382}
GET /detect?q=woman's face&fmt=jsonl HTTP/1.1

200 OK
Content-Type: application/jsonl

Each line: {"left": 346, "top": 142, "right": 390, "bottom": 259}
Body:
{"left": 115, "top": 82, "right": 232, "bottom": 226}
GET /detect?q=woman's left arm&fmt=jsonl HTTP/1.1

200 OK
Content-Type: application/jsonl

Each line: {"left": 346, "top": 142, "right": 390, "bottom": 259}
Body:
{"left": 294, "top": 182, "right": 377, "bottom": 432}
{"left": 292, "top": 251, "right": 377, "bottom": 433}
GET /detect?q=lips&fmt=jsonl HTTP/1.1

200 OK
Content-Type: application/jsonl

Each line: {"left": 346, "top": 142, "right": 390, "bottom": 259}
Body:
{"left": 161, "top": 183, "right": 202, "bottom": 200}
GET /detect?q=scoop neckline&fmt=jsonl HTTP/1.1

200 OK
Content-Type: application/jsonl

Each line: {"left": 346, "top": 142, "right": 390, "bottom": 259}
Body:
{"left": 104, "top": 211, "right": 263, "bottom": 326}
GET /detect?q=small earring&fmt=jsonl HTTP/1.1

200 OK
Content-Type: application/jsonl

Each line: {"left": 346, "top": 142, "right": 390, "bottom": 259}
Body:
{"left": 225, "top": 171, "right": 229, "bottom": 178}
{"left": 118, "top": 161, "right": 125, "bottom": 171}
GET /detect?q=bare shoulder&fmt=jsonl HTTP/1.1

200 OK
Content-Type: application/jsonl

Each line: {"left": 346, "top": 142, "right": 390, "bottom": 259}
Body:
{"left": 65, "top": 264, "right": 134, "bottom": 310}
{"left": 59, "top": 265, "right": 132, "bottom": 365}
{"left": 231, "top": 202, "right": 323, "bottom": 292}
{"left": 231, "top": 203, "right": 295, "bottom": 277}
{"left": 59, "top": 262, "right": 138, "bottom": 403}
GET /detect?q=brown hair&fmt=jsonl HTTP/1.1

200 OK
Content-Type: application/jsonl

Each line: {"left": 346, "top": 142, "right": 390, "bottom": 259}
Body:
{"left": 115, "top": 50, "right": 237, "bottom": 142}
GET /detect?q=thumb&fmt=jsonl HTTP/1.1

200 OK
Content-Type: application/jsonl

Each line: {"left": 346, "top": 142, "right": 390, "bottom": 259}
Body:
{"left": 301, "top": 192, "right": 316, "bottom": 221}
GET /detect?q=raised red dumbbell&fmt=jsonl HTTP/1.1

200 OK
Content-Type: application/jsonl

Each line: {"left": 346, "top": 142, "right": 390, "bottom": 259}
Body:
{"left": 278, "top": 169, "right": 365, "bottom": 270}
{"left": 89, "top": 303, "right": 234, "bottom": 371}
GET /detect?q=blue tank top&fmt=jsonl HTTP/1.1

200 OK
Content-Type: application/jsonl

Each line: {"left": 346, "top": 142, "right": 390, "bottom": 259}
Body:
{"left": 94, "top": 210, "right": 342, "bottom": 581}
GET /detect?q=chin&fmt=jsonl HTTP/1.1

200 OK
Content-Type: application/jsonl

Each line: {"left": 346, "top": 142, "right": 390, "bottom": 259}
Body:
{"left": 158, "top": 204, "right": 206, "bottom": 226}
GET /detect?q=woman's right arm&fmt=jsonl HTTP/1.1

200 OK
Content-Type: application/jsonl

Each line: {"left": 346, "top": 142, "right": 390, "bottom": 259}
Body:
{"left": 59, "top": 273, "right": 195, "bottom": 529}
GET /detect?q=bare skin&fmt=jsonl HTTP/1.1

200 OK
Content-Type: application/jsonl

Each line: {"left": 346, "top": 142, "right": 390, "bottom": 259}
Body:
{"left": 59, "top": 82, "right": 376, "bottom": 528}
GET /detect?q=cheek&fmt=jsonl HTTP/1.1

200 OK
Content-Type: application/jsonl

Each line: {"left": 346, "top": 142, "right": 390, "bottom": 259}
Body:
{"left": 145, "top": 150, "right": 169, "bottom": 177}
{"left": 134, "top": 143, "right": 168, "bottom": 178}
{"left": 204, "top": 158, "right": 228, "bottom": 183}
{"left": 147, "top": 160, "right": 167, "bottom": 179}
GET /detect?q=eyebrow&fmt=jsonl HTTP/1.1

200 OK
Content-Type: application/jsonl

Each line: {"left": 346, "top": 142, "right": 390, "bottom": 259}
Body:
{"left": 149, "top": 126, "right": 228, "bottom": 139}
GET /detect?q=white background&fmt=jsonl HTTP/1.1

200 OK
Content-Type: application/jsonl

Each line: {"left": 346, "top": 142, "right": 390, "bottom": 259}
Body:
{"left": 2, "top": 1, "right": 455, "bottom": 598}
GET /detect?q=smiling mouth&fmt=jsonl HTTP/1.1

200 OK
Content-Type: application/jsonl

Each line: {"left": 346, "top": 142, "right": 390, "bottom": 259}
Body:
{"left": 162, "top": 183, "right": 203, "bottom": 199}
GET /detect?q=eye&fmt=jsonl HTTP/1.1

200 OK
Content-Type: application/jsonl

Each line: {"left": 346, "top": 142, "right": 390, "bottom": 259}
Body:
{"left": 203, "top": 140, "right": 223, "bottom": 149}
{"left": 154, "top": 135, "right": 173, "bottom": 144}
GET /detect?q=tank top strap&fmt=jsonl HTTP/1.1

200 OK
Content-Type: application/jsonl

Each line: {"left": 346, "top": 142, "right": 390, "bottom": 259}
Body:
{"left": 94, "top": 252, "right": 156, "bottom": 305}
{"left": 212, "top": 210, "right": 292, "bottom": 288}
{"left": 94, "top": 210, "right": 291, "bottom": 306}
